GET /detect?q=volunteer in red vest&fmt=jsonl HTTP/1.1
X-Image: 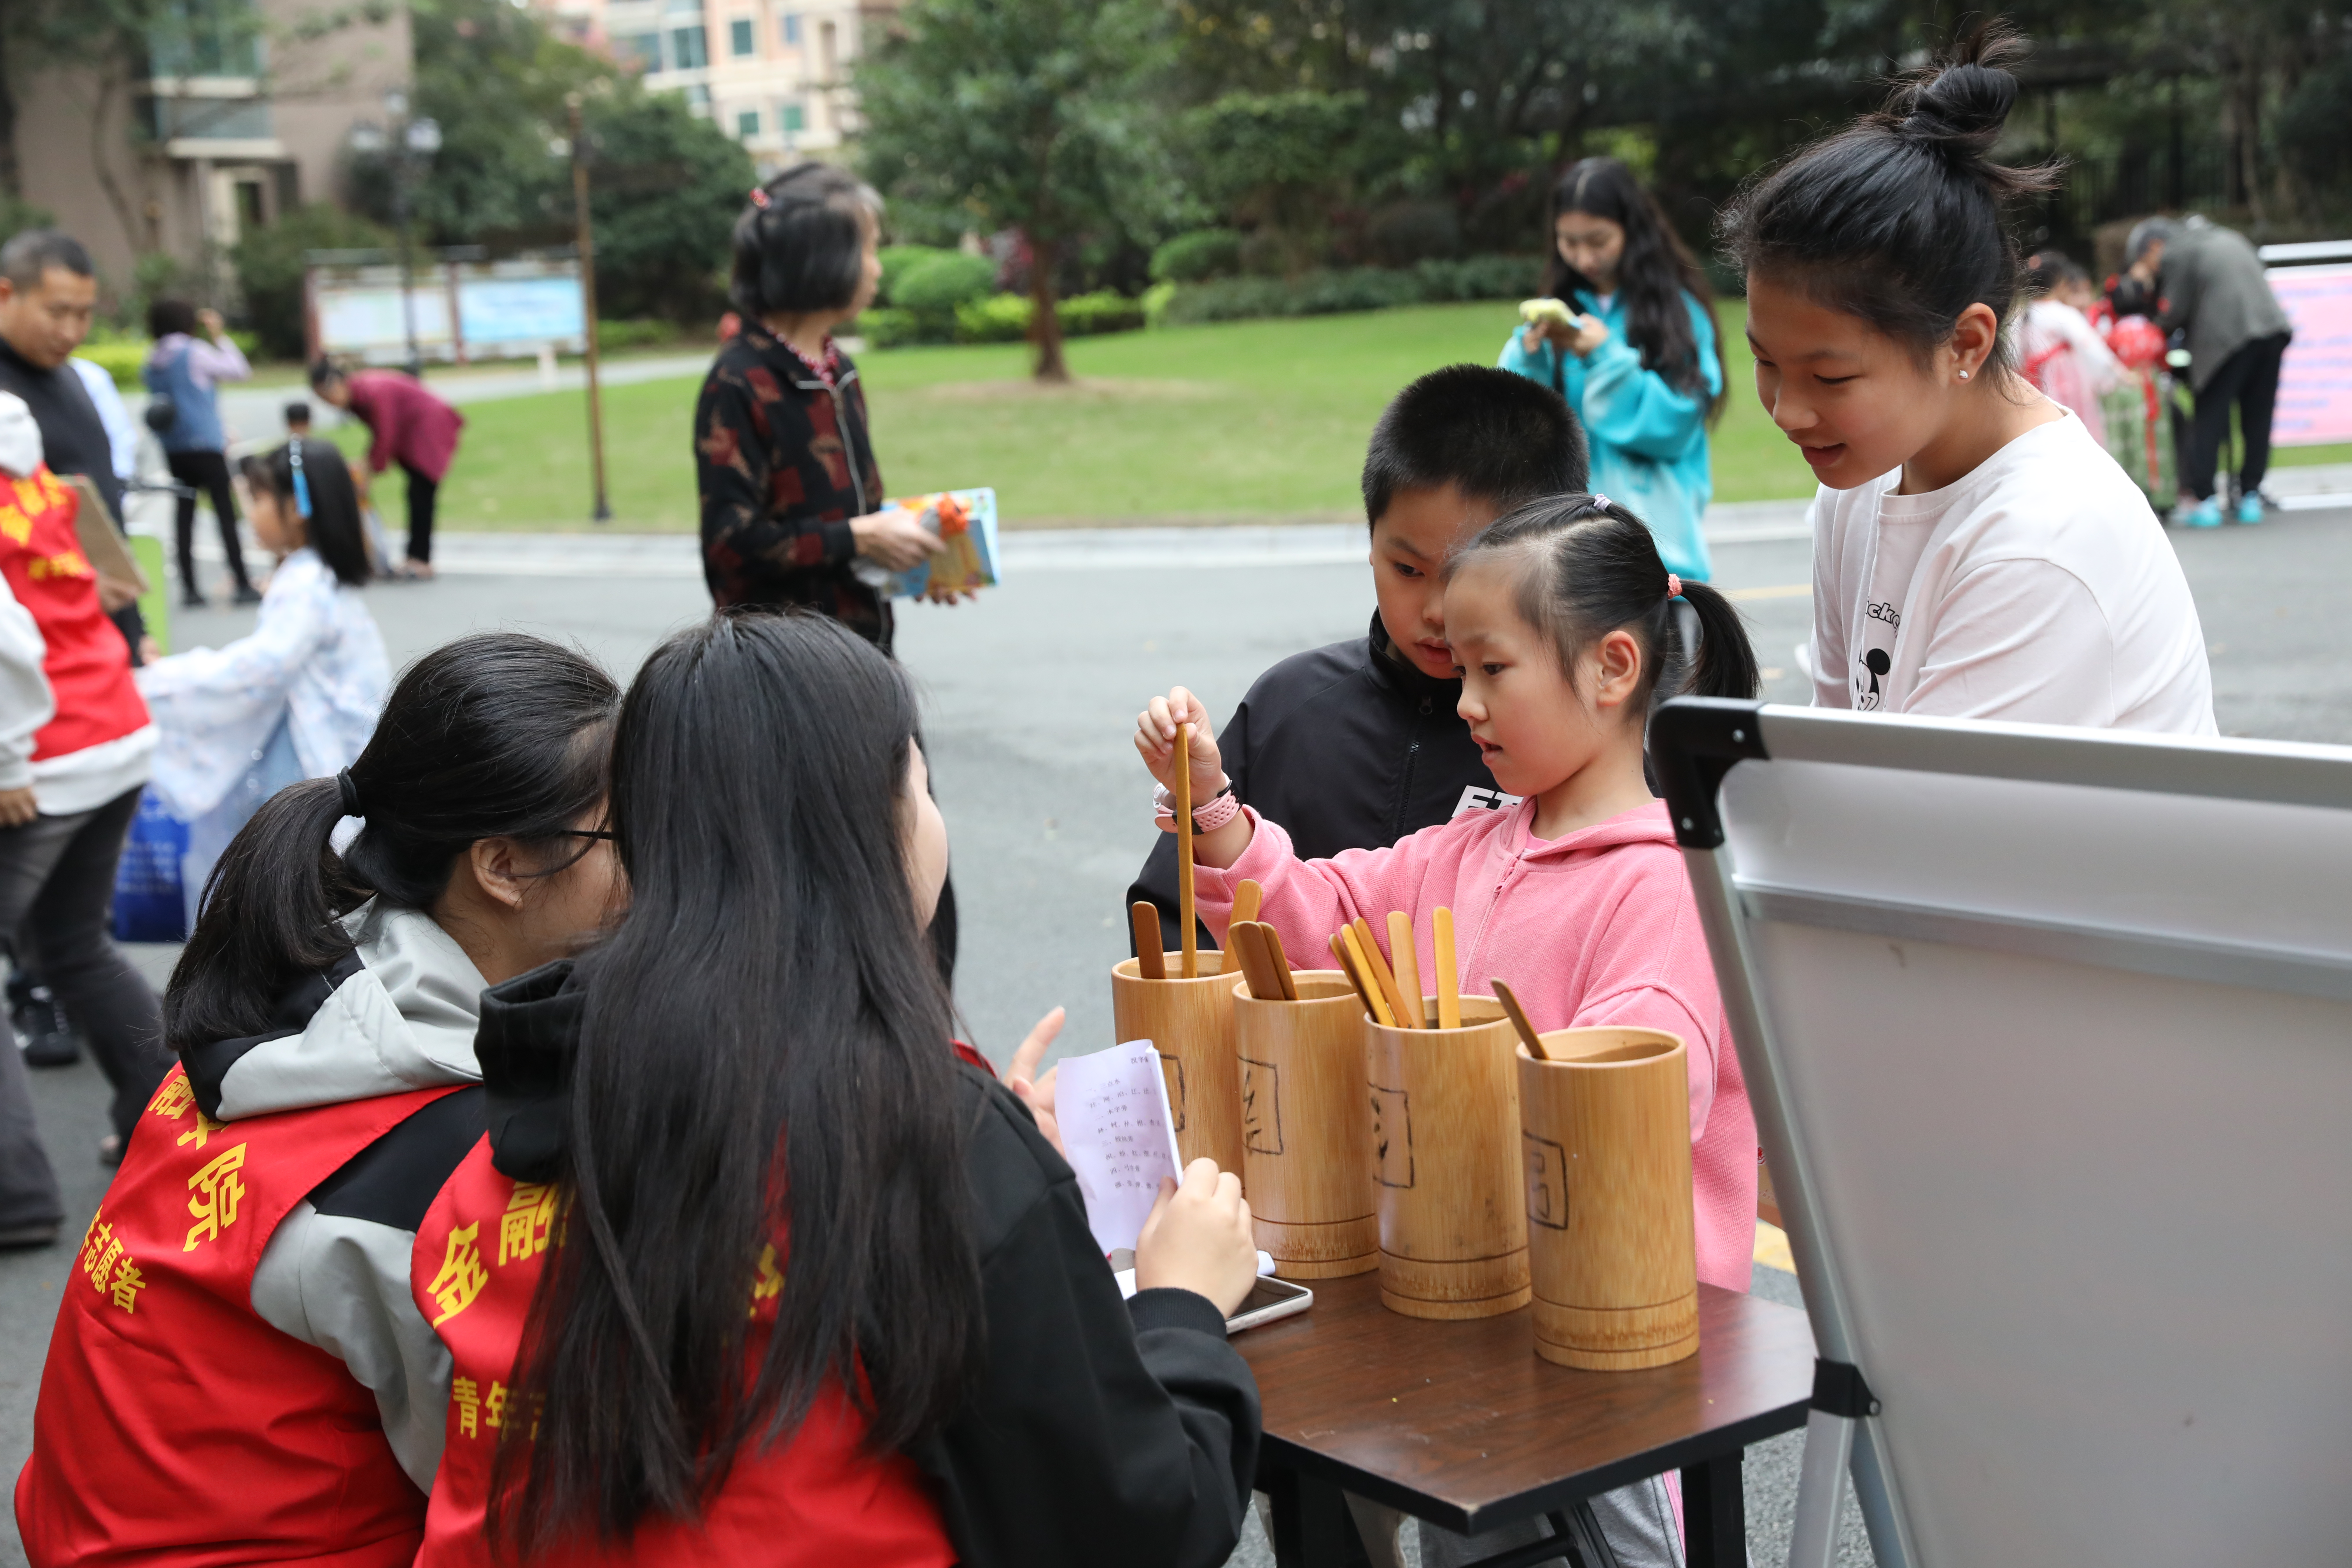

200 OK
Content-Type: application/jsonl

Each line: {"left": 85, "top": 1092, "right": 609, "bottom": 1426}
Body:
{"left": 14, "top": 632, "right": 621, "bottom": 1567}
{"left": 0, "top": 390, "right": 166, "bottom": 1234}
{"left": 413, "top": 611, "right": 1261, "bottom": 1568}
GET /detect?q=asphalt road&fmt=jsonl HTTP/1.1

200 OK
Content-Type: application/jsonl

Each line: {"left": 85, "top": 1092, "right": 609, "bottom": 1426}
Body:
{"left": 7, "top": 502, "right": 2346, "bottom": 1566}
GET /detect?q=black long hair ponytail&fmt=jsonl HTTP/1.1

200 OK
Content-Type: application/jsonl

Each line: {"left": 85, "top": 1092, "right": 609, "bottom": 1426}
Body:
{"left": 1449, "top": 494, "right": 1759, "bottom": 711}
{"left": 1544, "top": 156, "right": 1725, "bottom": 424}
{"left": 162, "top": 633, "right": 621, "bottom": 1055}
{"left": 492, "top": 610, "right": 979, "bottom": 1550}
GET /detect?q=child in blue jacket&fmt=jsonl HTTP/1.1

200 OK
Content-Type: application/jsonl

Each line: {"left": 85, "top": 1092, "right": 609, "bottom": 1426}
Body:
{"left": 1500, "top": 157, "right": 1724, "bottom": 580}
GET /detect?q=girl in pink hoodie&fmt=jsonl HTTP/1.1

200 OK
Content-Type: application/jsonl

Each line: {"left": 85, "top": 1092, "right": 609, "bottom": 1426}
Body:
{"left": 1133, "top": 495, "right": 1762, "bottom": 1297}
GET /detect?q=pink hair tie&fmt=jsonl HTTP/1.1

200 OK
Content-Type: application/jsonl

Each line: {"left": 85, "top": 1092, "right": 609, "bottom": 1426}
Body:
{"left": 748, "top": 186, "right": 771, "bottom": 208}
{"left": 1590, "top": 493, "right": 1611, "bottom": 512}
{"left": 1666, "top": 574, "right": 1683, "bottom": 599}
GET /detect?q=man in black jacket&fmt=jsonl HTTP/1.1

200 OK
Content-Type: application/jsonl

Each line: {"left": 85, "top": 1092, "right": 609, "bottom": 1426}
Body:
{"left": 1129, "top": 365, "right": 1587, "bottom": 951}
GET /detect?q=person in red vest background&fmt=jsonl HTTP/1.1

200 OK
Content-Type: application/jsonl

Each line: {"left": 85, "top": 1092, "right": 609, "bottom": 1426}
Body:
{"left": 0, "top": 391, "right": 167, "bottom": 1226}
{"left": 307, "top": 359, "right": 465, "bottom": 579}
{"left": 15, "top": 632, "right": 622, "bottom": 1567}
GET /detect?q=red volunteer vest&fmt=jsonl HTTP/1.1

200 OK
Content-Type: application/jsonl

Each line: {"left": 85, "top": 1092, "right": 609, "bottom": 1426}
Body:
{"left": 413, "top": 1138, "right": 954, "bottom": 1567}
{"left": 14, "top": 1066, "right": 465, "bottom": 1568}
{"left": 0, "top": 464, "right": 148, "bottom": 760}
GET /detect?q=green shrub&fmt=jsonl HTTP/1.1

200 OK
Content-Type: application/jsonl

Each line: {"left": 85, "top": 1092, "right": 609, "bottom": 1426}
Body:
{"left": 233, "top": 203, "right": 397, "bottom": 359}
{"left": 77, "top": 340, "right": 148, "bottom": 389}
{"left": 1158, "top": 256, "right": 1539, "bottom": 326}
{"left": 955, "top": 292, "right": 1031, "bottom": 343}
{"left": 1058, "top": 290, "right": 1146, "bottom": 336}
{"left": 1142, "top": 280, "right": 1178, "bottom": 327}
{"left": 892, "top": 252, "right": 998, "bottom": 313}
{"left": 1149, "top": 229, "right": 1243, "bottom": 284}
{"left": 594, "top": 318, "right": 680, "bottom": 352}
{"left": 855, "top": 307, "right": 920, "bottom": 348}
{"left": 877, "top": 244, "right": 958, "bottom": 306}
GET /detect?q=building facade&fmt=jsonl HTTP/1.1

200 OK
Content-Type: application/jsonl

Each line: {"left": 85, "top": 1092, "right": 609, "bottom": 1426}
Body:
{"left": 7, "top": 0, "right": 412, "bottom": 294}
{"left": 533, "top": 0, "right": 890, "bottom": 166}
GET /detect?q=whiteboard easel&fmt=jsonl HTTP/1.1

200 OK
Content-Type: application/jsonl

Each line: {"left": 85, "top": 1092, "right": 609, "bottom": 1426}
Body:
{"left": 1650, "top": 698, "right": 2352, "bottom": 1567}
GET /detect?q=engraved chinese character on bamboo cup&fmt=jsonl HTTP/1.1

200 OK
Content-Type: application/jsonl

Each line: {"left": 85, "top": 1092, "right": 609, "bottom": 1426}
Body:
{"left": 1516, "top": 1026, "right": 1699, "bottom": 1370}
{"left": 1231, "top": 969, "right": 1378, "bottom": 1278}
{"left": 1363, "top": 992, "right": 1531, "bottom": 1318}
{"left": 1111, "top": 947, "right": 1245, "bottom": 1175}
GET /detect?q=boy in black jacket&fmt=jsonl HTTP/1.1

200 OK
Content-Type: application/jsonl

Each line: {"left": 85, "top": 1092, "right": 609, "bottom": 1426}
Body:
{"left": 1128, "top": 364, "right": 1587, "bottom": 950}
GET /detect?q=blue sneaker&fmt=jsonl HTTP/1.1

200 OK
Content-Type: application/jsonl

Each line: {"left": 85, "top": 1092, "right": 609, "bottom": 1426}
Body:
{"left": 2181, "top": 498, "right": 2224, "bottom": 528}
{"left": 2235, "top": 492, "right": 2265, "bottom": 525}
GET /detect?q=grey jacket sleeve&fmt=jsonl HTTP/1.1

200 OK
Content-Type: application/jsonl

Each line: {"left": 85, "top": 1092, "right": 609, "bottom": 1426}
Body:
{"left": 251, "top": 1201, "right": 452, "bottom": 1492}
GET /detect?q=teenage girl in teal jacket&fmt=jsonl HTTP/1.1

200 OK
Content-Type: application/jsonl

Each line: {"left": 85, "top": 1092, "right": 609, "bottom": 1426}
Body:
{"left": 1499, "top": 158, "right": 1726, "bottom": 580}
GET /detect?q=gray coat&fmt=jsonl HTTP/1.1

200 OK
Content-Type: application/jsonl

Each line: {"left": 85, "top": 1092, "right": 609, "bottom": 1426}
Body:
{"left": 2157, "top": 220, "right": 2293, "bottom": 391}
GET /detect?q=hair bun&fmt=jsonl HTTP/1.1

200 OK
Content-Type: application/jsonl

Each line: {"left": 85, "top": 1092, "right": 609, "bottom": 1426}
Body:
{"left": 1900, "top": 61, "right": 2017, "bottom": 150}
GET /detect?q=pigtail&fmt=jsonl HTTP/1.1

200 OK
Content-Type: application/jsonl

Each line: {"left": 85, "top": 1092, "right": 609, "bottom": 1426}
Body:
{"left": 164, "top": 779, "right": 370, "bottom": 1054}
{"left": 1671, "top": 581, "right": 1762, "bottom": 701}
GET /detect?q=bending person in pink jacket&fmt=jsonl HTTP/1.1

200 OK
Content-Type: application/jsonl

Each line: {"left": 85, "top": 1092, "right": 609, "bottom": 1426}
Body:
{"left": 1135, "top": 495, "right": 1762, "bottom": 1565}
{"left": 308, "top": 359, "right": 465, "bottom": 578}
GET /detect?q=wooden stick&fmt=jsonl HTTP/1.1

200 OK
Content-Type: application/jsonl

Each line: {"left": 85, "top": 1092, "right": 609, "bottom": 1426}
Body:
{"left": 1175, "top": 723, "right": 1197, "bottom": 979}
{"left": 1262, "top": 923, "right": 1298, "bottom": 1000}
{"left": 1386, "top": 912, "right": 1421, "bottom": 1030}
{"left": 1339, "top": 926, "right": 1398, "bottom": 1027}
{"left": 1490, "top": 978, "right": 1551, "bottom": 1061}
{"left": 1353, "top": 916, "right": 1416, "bottom": 1028}
{"left": 1433, "top": 907, "right": 1460, "bottom": 1029}
{"left": 1329, "top": 932, "right": 1377, "bottom": 1015}
{"left": 1230, "top": 922, "right": 1280, "bottom": 1001}
{"left": 1131, "top": 902, "right": 1165, "bottom": 981}
{"left": 1232, "top": 878, "right": 1263, "bottom": 929}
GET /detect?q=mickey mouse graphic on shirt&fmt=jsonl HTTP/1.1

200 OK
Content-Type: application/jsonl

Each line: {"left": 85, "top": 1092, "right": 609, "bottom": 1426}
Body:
{"left": 1858, "top": 648, "right": 1891, "bottom": 711}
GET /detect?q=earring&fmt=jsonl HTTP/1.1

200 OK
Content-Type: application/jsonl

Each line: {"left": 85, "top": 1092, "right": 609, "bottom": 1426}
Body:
{"left": 1959, "top": 369, "right": 1971, "bottom": 380}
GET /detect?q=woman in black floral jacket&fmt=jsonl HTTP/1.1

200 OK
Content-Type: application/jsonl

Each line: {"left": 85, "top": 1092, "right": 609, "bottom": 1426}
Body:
{"left": 694, "top": 163, "right": 943, "bottom": 652}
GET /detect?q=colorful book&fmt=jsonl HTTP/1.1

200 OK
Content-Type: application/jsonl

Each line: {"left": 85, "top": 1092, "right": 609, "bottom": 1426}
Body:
{"left": 860, "top": 486, "right": 999, "bottom": 600}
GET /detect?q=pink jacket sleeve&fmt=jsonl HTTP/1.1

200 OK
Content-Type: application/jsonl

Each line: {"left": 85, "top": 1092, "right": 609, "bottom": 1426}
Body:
{"left": 1191, "top": 809, "right": 1444, "bottom": 972}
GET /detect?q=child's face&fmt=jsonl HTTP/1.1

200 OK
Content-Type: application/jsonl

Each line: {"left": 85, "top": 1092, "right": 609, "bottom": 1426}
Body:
{"left": 247, "top": 482, "right": 301, "bottom": 555}
{"left": 1554, "top": 211, "right": 1626, "bottom": 294}
{"left": 1445, "top": 557, "right": 1637, "bottom": 800}
{"left": 1370, "top": 483, "right": 1500, "bottom": 680}
{"left": 901, "top": 740, "right": 950, "bottom": 927}
{"left": 2058, "top": 278, "right": 2096, "bottom": 312}
{"left": 1745, "top": 272, "right": 1959, "bottom": 491}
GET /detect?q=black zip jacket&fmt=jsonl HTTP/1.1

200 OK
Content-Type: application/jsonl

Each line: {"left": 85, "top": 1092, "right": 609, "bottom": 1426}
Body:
{"left": 475, "top": 961, "right": 1262, "bottom": 1568}
{"left": 1129, "top": 611, "right": 1508, "bottom": 952}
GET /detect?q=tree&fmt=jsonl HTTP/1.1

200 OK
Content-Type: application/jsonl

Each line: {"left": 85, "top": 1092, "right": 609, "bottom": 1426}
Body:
{"left": 1181, "top": 91, "right": 1368, "bottom": 275}
{"left": 857, "top": 0, "right": 1186, "bottom": 380}
{"left": 346, "top": 0, "right": 754, "bottom": 323}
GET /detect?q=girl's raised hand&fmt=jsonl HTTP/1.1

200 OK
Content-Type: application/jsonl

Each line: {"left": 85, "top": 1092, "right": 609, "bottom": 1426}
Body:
{"left": 1134, "top": 1158, "right": 1259, "bottom": 1316}
{"left": 1005, "top": 1006, "right": 1066, "bottom": 1156}
{"left": 1132, "top": 686, "right": 1227, "bottom": 797}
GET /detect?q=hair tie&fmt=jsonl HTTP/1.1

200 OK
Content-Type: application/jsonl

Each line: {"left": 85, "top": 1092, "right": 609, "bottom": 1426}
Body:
{"left": 336, "top": 768, "right": 362, "bottom": 818}
{"left": 748, "top": 186, "right": 771, "bottom": 209}
{"left": 1665, "top": 574, "right": 1683, "bottom": 600}
{"left": 1590, "top": 493, "right": 1611, "bottom": 512}
{"left": 287, "top": 439, "right": 312, "bottom": 519}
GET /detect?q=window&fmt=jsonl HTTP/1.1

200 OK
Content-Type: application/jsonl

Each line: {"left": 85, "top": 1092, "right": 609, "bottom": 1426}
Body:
{"left": 779, "top": 101, "right": 805, "bottom": 133}
{"left": 684, "top": 83, "right": 712, "bottom": 110}
{"left": 616, "top": 31, "right": 663, "bottom": 70}
{"left": 736, "top": 108, "right": 760, "bottom": 137}
{"left": 729, "top": 17, "right": 755, "bottom": 55}
{"left": 781, "top": 13, "right": 800, "bottom": 45}
{"left": 670, "top": 23, "right": 708, "bottom": 68}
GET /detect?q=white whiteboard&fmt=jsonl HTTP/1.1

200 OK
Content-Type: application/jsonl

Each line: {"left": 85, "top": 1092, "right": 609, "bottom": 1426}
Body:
{"left": 1712, "top": 713, "right": 2352, "bottom": 1564}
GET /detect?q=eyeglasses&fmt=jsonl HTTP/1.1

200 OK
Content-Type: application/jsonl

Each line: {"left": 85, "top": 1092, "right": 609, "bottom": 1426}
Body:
{"left": 559, "top": 828, "right": 616, "bottom": 842}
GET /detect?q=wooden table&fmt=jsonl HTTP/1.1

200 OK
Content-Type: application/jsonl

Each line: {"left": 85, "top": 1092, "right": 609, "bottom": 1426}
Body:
{"left": 1233, "top": 1275, "right": 1817, "bottom": 1568}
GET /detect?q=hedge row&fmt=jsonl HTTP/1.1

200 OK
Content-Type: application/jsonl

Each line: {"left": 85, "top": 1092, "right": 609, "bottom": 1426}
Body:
{"left": 859, "top": 290, "right": 1145, "bottom": 348}
{"left": 1156, "top": 255, "right": 1541, "bottom": 326}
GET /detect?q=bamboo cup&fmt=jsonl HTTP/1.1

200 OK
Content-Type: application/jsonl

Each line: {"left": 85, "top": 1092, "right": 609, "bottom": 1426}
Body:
{"left": 1111, "top": 950, "right": 1245, "bottom": 1175}
{"left": 1363, "top": 994, "right": 1530, "bottom": 1318}
{"left": 1517, "top": 1028, "right": 1698, "bottom": 1371}
{"left": 1232, "top": 970, "right": 1379, "bottom": 1279}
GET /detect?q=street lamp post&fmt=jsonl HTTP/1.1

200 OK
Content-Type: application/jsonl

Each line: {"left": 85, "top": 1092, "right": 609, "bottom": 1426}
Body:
{"left": 352, "top": 91, "right": 440, "bottom": 379}
{"left": 568, "top": 94, "right": 611, "bottom": 524}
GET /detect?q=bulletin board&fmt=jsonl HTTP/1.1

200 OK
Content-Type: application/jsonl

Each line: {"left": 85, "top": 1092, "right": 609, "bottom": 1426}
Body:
{"left": 2268, "top": 262, "right": 2352, "bottom": 444}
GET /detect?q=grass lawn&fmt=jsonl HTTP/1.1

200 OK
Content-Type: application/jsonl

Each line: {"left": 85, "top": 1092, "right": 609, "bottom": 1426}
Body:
{"left": 416, "top": 300, "right": 2352, "bottom": 532}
